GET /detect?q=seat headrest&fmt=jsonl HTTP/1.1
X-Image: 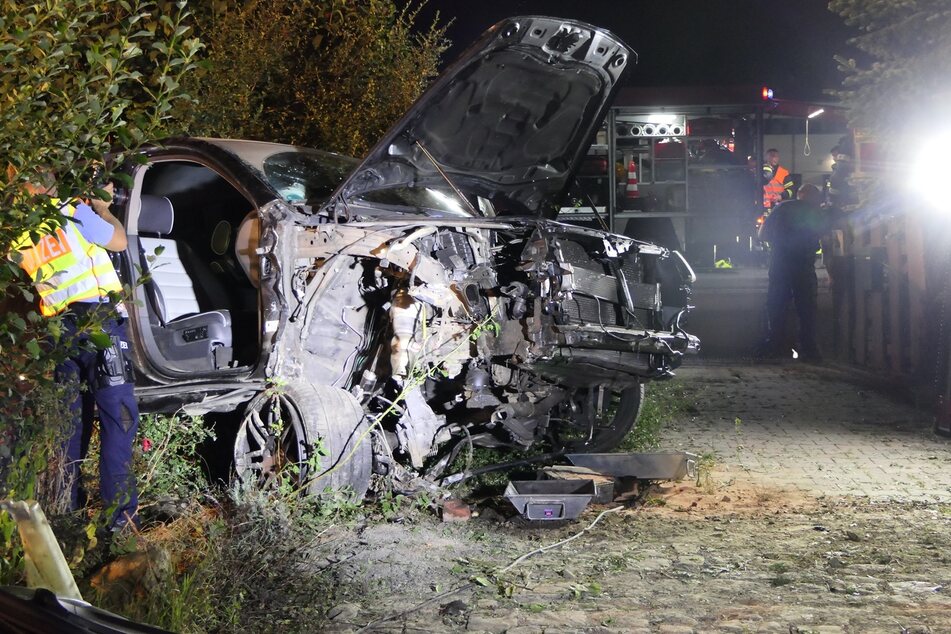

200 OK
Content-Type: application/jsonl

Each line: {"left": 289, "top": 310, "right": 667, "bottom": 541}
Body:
{"left": 138, "top": 195, "right": 174, "bottom": 235}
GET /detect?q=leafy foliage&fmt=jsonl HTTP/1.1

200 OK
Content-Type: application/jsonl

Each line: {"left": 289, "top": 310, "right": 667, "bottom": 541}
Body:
{"left": 829, "top": 0, "right": 951, "bottom": 136}
{"left": 181, "top": 0, "right": 449, "bottom": 156}
{"left": 0, "top": 0, "right": 201, "bottom": 583}
{"left": 136, "top": 414, "right": 216, "bottom": 500}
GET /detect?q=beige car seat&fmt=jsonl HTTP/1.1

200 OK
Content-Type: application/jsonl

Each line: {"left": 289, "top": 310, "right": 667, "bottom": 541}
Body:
{"left": 234, "top": 211, "right": 261, "bottom": 288}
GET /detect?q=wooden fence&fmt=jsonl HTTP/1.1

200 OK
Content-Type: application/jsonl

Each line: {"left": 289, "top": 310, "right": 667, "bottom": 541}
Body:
{"left": 825, "top": 205, "right": 951, "bottom": 433}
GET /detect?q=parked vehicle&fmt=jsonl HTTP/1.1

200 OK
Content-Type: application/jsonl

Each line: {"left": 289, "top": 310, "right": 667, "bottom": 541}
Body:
{"left": 106, "top": 16, "right": 699, "bottom": 498}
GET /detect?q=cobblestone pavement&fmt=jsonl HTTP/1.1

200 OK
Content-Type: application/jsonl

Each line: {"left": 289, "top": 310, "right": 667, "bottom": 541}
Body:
{"left": 320, "top": 361, "right": 951, "bottom": 634}
{"left": 662, "top": 361, "right": 951, "bottom": 502}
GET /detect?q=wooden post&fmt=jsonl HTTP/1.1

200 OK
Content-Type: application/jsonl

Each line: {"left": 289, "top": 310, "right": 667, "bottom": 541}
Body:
{"left": 903, "top": 210, "right": 926, "bottom": 373}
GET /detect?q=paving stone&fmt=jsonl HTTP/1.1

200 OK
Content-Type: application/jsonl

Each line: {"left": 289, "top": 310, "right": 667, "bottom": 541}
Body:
{"left": 465, "top": 614, "right": 511, "bottom": 632}
{"left": 664, "top": 365, "right": 951, "bottom": 502}
{"left": 716, "top": 621, "right": 756, "bottom": 633}
{"left": 326, "top": 603, "right": 360, "bottom": 622}
{"left": 544, "top": 610, "right": 592, "bottom": 628}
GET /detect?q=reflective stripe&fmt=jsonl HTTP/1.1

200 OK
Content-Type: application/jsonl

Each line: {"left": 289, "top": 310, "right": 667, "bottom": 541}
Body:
{"left": 13, "top": 201, "right": 122, "bottom": 315}
{"left": 763, "top": 165, "right": 790, "bottom": 208}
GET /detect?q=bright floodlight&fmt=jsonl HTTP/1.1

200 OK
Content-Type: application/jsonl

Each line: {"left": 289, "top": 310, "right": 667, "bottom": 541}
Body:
{"left": 910, "top": 132, "right": 951, "bottom": 205}
{"left": 646, "top": 114, "right": 680, "bottom": 124}
{"left": 808, "top": 108, "right": 824, "bottom": 119}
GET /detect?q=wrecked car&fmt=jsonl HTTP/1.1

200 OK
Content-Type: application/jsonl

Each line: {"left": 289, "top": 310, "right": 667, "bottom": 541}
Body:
{"left": 108, "top": 16, "right": 698, "bottom": 498}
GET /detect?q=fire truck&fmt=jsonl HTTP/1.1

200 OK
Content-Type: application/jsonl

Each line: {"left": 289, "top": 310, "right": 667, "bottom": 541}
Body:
{"left": 563, "top": 85, "right": 849, "bottom": 267}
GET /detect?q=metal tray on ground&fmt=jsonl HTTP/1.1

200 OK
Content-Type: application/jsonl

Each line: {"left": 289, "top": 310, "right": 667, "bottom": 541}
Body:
{"left": 565, "top": 452, "right": 697, "bottom": 481}
{"left": 540, "top": 466, "right": 615, "bottom": 504}
{"left": 504, "top": 479, "right": 595, "bottom": 521}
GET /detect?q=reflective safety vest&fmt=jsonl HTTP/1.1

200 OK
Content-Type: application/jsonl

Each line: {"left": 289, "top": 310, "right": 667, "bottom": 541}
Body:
{"left": 763, "top": 164, "right": 791, "bottom": 209}
{"left": 11, "top": 200, "right": 122, "bottom": 316}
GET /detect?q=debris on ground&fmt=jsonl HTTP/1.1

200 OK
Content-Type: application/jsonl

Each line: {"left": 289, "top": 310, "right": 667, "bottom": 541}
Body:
{"left": 441, "top": 498, "right": 471, "bottom": 523}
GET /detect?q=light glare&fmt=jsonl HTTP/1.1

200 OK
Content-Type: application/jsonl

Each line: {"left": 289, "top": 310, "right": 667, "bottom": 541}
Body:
{"left": 910, "top": 133, "right": 951, "bottom": 206}
{"left": 646, "top": 114, "right": 679, "bottom": 125}
{"left": 425, "top": 187, "right": 466, "bottom": 214}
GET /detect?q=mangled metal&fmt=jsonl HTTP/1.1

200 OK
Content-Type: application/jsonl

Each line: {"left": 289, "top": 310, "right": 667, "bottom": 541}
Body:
{"left": 270, "top": 213, "right": 698, "bottom": 487}
{"left": 114, "top": 17, "right": 699, "bottom": 499}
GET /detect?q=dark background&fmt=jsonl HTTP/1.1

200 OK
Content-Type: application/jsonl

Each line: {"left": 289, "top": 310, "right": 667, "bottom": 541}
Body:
{"left": 416, "top": 0, "right": 858, "bottom": 101}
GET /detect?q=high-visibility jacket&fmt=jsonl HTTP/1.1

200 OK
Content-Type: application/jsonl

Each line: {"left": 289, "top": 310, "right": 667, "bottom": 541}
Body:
{"left": 763, "top": 164, "right": 792, "bottom": 209}
{"left": 11, "top": 200, "right": 122, "bottom": 316}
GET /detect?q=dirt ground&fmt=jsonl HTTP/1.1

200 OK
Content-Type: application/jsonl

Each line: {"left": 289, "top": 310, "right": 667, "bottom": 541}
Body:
{"left": 307, "top": 363, "right": 951, "bottom": 634}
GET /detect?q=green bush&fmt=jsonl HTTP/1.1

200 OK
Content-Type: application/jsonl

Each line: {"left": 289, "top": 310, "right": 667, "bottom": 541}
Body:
{"left": 0, "top": 0, "right": 201, "bottom": 584}
{"left": 181, "top": 0, "right": 449, "bottom": 156}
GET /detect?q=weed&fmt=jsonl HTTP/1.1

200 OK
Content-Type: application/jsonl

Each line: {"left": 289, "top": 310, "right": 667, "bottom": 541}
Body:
{"left": 770, "top": 574, "right": 793, "bottom": 587}
{"left": 606, "top": 554, "right": 628, "bottom": 571}
{"left": 136, "top": 413, "right": 216, "bottom": 500}
{"left": 312, "top": 486, "right": 365, "bottom": 522}
{"left": 568, "top": 581, "right": 602, "bottom": 599}
{"left": 378, "top": 490, "right": 404, "bottom": 521}
{"left": 96, "top": 483, "right": 349, "bottom": 632}
{"left": 695, "top": 451, "right": 717, "bottom": 493}
{"left": 616, "top": 383, "right": 693, "bottom": 452}
{"left": 369, "top": 484, "right": 438, "bottom": 522}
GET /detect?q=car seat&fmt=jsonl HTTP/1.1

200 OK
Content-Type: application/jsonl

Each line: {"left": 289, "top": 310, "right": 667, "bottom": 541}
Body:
{"left": 234, "top": 211, "right": 261, "bottom": 288}
{"left": 137, "top": 195, "right": 234, "bottom": 370}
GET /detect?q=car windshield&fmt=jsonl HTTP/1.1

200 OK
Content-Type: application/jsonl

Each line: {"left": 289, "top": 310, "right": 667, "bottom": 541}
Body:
{"left": 261, "top": 150, "right": 358, "bottom": 204}
{"left": 352, "top": 183, "right": 480, "bottom": 217}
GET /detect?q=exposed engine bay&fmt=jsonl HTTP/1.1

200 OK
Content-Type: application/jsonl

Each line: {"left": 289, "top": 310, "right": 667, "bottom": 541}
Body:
{"left": 275, "top": 215, "right": 699, "bottom": 486}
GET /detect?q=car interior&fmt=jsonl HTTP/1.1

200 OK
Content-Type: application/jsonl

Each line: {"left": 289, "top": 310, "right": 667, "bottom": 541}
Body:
{"left": 126, "top": 160, "right": 261, "bottom": 374}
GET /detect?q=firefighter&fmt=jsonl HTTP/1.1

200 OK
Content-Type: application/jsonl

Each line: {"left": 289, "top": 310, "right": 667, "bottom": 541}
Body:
{"left": 820, "top": 140, "right": 855, "bottom": 283}
{"left": 826, "top": 139, "right": 856, "bottom": 211}
{"left": 757, "top": 183, "right": 829, "bottom": 361}
{"left": 762, "top": 148, "right": 793, "bottom": 211}
{"left": 10, "top": 173, "right": 140, "bottom": 531}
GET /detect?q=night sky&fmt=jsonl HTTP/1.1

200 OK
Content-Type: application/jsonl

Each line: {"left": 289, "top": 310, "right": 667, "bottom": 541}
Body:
{"left": 416, "top": 0, "right": 858, "bottom": 101}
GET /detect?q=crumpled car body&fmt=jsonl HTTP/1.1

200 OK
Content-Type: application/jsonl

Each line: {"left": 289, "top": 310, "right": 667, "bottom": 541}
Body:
{"left": 111, "top": 16, "right": 698, "bottom": 498}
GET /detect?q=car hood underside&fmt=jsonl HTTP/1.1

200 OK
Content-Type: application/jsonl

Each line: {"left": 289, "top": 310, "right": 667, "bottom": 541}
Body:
{"left": 338, "top": 16, "right": 634, "bottom": 218}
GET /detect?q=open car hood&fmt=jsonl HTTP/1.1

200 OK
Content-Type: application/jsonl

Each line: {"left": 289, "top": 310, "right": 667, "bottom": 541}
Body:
{"left": 337, "top": 16, "right": 634, "bottom": 219}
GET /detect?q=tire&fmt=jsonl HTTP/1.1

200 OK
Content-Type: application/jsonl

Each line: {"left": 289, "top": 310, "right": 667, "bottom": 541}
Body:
{"left": 552, "top": 383, "right": 645, "bottom": 453}
{"left": 234, "top": 382, "right": 372, "bottom": 499}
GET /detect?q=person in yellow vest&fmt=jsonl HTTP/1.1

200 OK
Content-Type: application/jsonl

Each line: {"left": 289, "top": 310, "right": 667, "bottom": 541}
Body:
{"left": 10, "top": 173, "right": 140, "bottom": 532}
{"left": 762, "top": 148, "right": 793, "bottom": 211}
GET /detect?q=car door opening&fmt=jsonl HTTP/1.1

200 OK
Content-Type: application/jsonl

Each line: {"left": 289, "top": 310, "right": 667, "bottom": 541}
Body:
{"left": 131, "top": 161, "right": 261, "bottom": 373}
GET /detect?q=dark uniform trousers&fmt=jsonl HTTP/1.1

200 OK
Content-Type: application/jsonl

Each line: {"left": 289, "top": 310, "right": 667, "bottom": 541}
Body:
{"left": 56, "top": 305, "right": 139, "bottom": 529}
{"left": 766, "top": 256, "right": 819, "bottom": 356}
